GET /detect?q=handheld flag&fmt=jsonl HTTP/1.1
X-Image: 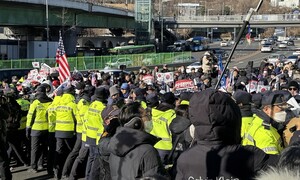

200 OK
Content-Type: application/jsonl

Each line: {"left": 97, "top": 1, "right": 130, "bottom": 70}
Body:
{"left": 246, "top": 24, "right": 251, "bottom": 45}
{"left": 56, "top": 31, "right": 70, "bottom": 83}
{"left": 217, "top": 54, "right": 226, "bottom": 88}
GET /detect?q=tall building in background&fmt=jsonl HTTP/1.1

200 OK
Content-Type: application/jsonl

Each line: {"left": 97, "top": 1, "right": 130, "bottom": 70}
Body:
{"left": 135, "top": 0, "right": 153, "bottom": 45}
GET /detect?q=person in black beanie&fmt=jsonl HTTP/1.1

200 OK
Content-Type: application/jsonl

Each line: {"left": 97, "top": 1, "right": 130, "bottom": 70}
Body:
{"left": 84, "top": 87, "right": 108, "bottom": 180}
{"left": 233, "top": 90, "right": 254, "bottom": 138}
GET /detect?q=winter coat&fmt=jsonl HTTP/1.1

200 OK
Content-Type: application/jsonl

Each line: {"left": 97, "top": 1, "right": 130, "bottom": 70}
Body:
{"left": 256, "top": 167, "right": 300, "bottom": 180}
{"left": 176, "top": 90, "right": 279, "bottom": 180}
{"left": 108, "top": 127, "right": 167, "bottom": 180}
{"left": 169, "top": 115, "right": 191, "bottom": 153}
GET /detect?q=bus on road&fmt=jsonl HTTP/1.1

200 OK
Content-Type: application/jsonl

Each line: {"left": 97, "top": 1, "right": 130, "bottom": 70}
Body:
{"left": 188, "top": 36, "right": 210, "bottom": 51}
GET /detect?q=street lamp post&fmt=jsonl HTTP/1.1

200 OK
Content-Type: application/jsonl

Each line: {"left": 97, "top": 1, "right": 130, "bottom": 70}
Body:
{"left": 46, "top": 0, "right": 49, "bottom": 58}
{"left": 160, "top": 0, "right": 170, "bottom": 52}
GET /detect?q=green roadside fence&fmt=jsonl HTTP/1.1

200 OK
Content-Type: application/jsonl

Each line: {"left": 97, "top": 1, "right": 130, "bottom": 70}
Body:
{"left": 0, "top": 52, "right": 194, "bottom": 70}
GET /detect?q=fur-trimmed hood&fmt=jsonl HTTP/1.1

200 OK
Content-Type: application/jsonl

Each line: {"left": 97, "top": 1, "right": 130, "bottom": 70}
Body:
{"left": 256, "top": 168, "right": 300, "bottom": 180}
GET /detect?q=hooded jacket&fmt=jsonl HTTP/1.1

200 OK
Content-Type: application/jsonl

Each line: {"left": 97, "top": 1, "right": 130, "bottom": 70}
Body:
{"left": 26, "top": 92, "right": 52, "bottom": 136}
{"left": 176, "top": 89, "right": 279, "bottom": 180}
{"left": 256, "top": 168, "right": 300, "bottom": 180}
{"left": 108, "top": 127, "right": 167, "bottom": 180}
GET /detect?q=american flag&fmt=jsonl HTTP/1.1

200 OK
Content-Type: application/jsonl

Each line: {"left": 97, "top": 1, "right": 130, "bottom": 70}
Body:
{"left": 56, "top": 31, "right": 70, "bottom": 83}
{"left": 246, "top": 24, "right": 251, "bottom": 45}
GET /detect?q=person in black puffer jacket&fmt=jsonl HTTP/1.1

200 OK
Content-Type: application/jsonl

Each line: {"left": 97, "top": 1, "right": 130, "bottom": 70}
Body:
{"left": 176, "top": 89, "right": 279, "bottom": 180}
{"left": 108, "top": 102, "right": 168, "bottom": 179}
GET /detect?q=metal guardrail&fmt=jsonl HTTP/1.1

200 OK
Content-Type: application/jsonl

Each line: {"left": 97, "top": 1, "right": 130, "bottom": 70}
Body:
{"left": 161, "top": 14, "right": 300, "bottom": 22}
{"left": 0, "top": 52, "right": 193, "bottom": 70}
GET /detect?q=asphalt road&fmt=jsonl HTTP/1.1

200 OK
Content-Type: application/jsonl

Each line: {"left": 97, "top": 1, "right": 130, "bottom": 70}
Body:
{"left": 191, "top": 40, "right": 300, "bottom": 70}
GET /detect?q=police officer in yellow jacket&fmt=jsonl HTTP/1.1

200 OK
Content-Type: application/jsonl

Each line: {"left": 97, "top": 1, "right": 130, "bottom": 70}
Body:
{"left": 46, "top": 88, "right": 63, "bottom": 176}
{"left": 84, "top": 87, "right": 107, "bottom": 180}
{"left": 16, "top": 93, "right": 31, "bottom": 165}
{"left": 242, "top": 91, "right": 287, "bottom": 154}
{"left": 62, "top": 82, "right": 92, "bottom": 178}
{"left": 26, "top": 86, "right": 52, "bottom": 172}
{"left": 54, "top": 86, "right": 81, "bottom": 179}
{"left": 69, "top": 84, "right": 95, "bottom": 180}
{"left": 233, "top": 90, "right": 254, "bottom": 138}
{"left": 150, "top": 92, "right": 176, "bottom": 163}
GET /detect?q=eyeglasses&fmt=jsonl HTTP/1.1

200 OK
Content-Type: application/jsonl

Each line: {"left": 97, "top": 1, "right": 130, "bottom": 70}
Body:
{"left": 289, "top": 88, "right": 298, "bottom": 91}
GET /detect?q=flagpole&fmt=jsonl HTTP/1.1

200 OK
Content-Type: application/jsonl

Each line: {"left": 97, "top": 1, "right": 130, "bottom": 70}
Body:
{"left": 215, "top": 0, "right": 263, "bottom": 89}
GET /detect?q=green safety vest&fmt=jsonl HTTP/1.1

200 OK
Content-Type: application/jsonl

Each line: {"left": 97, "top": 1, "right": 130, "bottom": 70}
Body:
{"left": 46, "top": 95, "right": 61, "bottom": 133}
{"left": 26, "top": 99, "right": 51, "bottom": 131}
{"left": 241, "top": 116, "right": 254, "bottom": 139}
{"left": 242, "top": 114, "right": 283, "bottom": 155}
{"left": 84, "top": 100, "right": 106, "bottom": 145}
{"left": 16, "top": 98, "right": 30, "bottom": 130}
{"left": 150, "top": 108, "right": 176, "bottom": 151}
{"left": 55, "top": 94, "right": 81, "bottom": 132}
{"left": 77, "top": 99, "right": 90, "bottom": 141}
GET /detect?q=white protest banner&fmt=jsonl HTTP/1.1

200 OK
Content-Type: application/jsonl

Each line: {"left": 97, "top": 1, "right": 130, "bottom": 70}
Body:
{"left": 156, "top": 73, "right": 164, "bottom": 83}
{"left": 27, "top": 69, "right": 39, "bottom": 80}
{"left": 246, "top": 80, "right": 258, "bottom": 93}
{"left": 143, "top": 75, "right": 154, "bottom": 84}
{"left": 164, "top": 72, "right": 174, "bottom": 83}
{"left": 32, "top": 62, "right": 40, "bottom": 68}
{"left": 257, "top": 85, "right": 270, "bottom": 93}
{"left": 156, "top": 72, "right": 174, "bottom": 83}
{"left": 40, "top": 63, "right": 51, "bottom": 75}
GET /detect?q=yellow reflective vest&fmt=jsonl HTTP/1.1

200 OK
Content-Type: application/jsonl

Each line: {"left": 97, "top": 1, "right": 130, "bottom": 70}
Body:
{"left": 55, "top": 94, "right": 81, "bottom": 138}
{"left": 84, "top": 100, "right": 106, "bottom": 145}
{"left": 46, "top": 95, "right": 62, "bottom": 133}
{"left": 16, "top": 98, "right": 30, "bottom": 130}
{"left": 77, "top": 98, "right": 90, "bottom": 141}
{"left": 26, "top": 99, "right": 52, "bottom": 132}
{"left": 150, "top": 108, "right": 176, "bottom": 151}
{"left": 242, "top": 114, "right": 283, "bottom": 154}
{"left": 241, "top": 116, "right": 254, "bottom": 139}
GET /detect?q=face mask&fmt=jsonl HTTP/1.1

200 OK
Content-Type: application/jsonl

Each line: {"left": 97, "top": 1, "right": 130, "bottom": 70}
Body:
{"left": 273, "top": 111, "right": 287, "bottom": 123}
{"left": 75, "top": 89, "right": 81, "bottom": 95}
{"left": 83, "top": 77, "right": 88, "bottom": 81}
{"left": 144, "top": 120, "right": 153, "bottom": 133}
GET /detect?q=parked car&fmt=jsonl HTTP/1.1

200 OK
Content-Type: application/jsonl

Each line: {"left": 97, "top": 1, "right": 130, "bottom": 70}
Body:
{"left": 220, "top": 41, "right": 229, "bottom": 47}
{"left": 287, "top": 40, "right": 295, "bottom": 46}
{"left": 293, "top": 48, "right": 300, "bottom": 56}
{"left": 268, "top": 54, "right": 286, "bottom": 65}
{"left": 283, "top": 55, "right": 298, "bottom": 64}
{"left": 142, "top": 54, "right": 159, "bottom": 65}
{"left": 278, "top": 43, "right": 287, "bottom": 48}
{"left": 105, "top": 57, "right": 133, "bottom": 68}
{"left": 186, "top": 61, "right": 202, "bottom": 73}
{"left": 173, "top": 55, "right": 196, "bottom": 63}
{"left": 261, "top": 45, "right": 273, "bottom": 53}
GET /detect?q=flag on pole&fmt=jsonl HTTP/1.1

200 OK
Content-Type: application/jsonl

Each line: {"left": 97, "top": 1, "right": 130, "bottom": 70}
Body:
{"left": 56, "top": 31, "right": 70, "bottom": 83}
{"left": 217, "top": 54, "right": 226, "bottom": 89}
{"left": 246, "top": 24, "right": 251, "bottom": 45}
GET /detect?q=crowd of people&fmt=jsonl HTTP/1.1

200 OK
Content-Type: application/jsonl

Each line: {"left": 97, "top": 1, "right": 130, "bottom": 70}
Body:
{"left": 0, "top": 51, "right": 300, "bottom": 180}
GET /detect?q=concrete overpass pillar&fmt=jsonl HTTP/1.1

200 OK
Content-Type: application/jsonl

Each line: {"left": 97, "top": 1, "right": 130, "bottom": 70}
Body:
{"left": 233, "top": 27, "right": 236, "bottom": 41}
{"left": 63, "top": 27, "right": 81, "bottom": 57}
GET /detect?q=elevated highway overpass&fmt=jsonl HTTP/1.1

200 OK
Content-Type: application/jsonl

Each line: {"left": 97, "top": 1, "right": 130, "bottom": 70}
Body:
{"left": 0, "top": 0, "right": 135, "bottom": 28}
{"left": 161, "top": 14, "right": 300, "bottom": 28}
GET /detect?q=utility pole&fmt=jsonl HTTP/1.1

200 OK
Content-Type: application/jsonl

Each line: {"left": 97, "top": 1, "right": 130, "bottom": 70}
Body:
{"left": 46, "top": 0, "right": 49, "bottom": 58}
